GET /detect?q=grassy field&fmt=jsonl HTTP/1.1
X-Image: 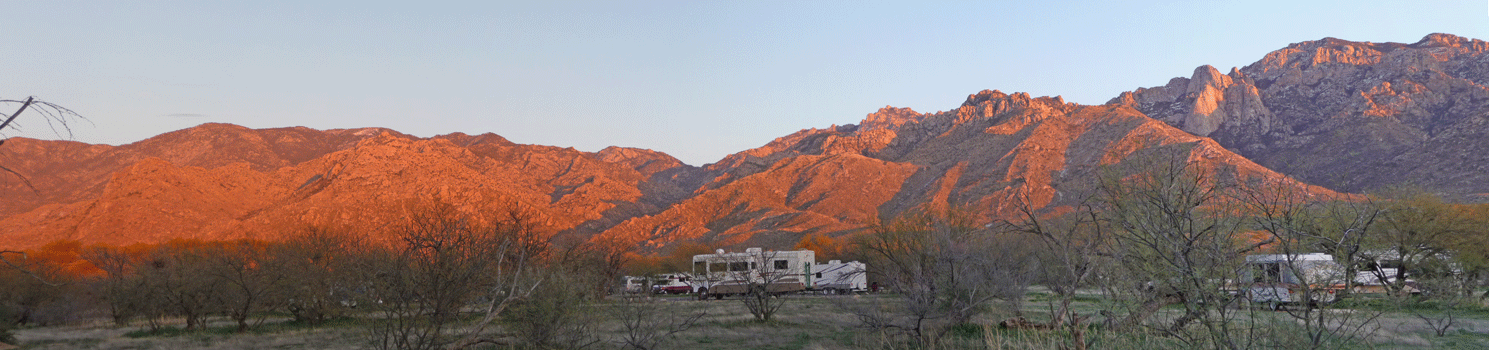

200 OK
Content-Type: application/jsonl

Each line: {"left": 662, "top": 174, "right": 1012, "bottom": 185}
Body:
{"left": 11, "top": 291, "right": 1489, "bottom": 349}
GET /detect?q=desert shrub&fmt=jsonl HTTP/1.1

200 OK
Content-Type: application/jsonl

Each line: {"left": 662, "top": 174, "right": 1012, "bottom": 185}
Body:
{"left": 501, "top": 276, "right": 603, "bottom": 349}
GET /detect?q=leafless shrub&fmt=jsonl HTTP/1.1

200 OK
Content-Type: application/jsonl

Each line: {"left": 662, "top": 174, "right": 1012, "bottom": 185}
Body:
{"left": 501, "top": 271, "right": 605, "bottom": 349}
{"left": 278, "top": 226, "right": 368, "bottom": 325}
{"left": 139, "top": 241, "right": 225, "bottom": 331}
{"left": 850, "top": 208, "right": 1033, "bottom": 346}
{"left": 1004, "top": 192, "right": 1108, "bottom": 332}
{"left": 1095, "top": 145, "right": 1256, "bottom": 349}
{"left": 1236, "top": 178, "right": 1383, "bottom": 349}
{"left": 208, "top": 241, "right": 292, "bottom": 333}
{"left": 610, "top": 295, "right": 704, "bottom": 350}
{"left": 359, "top": 200, "right": 548, "bottom": 350}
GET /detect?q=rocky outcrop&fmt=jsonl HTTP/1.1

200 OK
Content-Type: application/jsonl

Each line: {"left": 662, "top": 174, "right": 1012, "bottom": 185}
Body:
{"left": 1117, "top": 34, "right": 1489, "bottom": 196}
{"left": 1111, "top": 65, "right": 1273, "bottom": 140}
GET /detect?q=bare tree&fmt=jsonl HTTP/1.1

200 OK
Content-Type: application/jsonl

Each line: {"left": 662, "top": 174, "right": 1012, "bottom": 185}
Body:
{"left": 1236, "top": 178, "right": 1383, "bottom": 349}
{"left": 278, "top": 226, "right": 368, "bottom": 325}
{"left": 0, "top": 96, "right": 86, "bottom": 190}
{"left": 445, "top": 205, "right": 547, "bottom": 350}
{"left": 136, "top": 240, "right": 225, "bottom": 331}
{"left": 81, "top": 245, "right": 144, "bottom": 325}
{"left": 1095, "top": 145, "right": 1256, "bottom": 349}
{"left": 356, "top": 200, "right": 548, "bottom": 350}
{"left": 0, "top": 97, "right": 86, "bottom": 289}
{"left": 209, "top": 240, "right": 292, "bottom": 333}
{"left": 1004, "top": 192, "right": 1108, "bottom": 331}
{"left": 365, "top": 202, "right": 510, "bottom": 350}
{"left": 850, "top": 208, "right": 1033, "bottom": 346}
{"left": 611, "top": 295, "right": 705, "bottom": 350}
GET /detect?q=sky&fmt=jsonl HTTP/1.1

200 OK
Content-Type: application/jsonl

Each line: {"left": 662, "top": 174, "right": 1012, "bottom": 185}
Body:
{"left": 4, "top": 1, "right": 1488, "bottom": 166}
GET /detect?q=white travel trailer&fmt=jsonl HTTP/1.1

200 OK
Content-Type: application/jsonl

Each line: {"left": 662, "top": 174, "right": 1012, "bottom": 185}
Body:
{"left": 1242, "top": 253, "right": 1347, "bottom": 306}
{"left": 811, "top": 260, "right": 867, "bottom": 294}
{"left": 691, "top": 248, "right": 815, "bottom": 299}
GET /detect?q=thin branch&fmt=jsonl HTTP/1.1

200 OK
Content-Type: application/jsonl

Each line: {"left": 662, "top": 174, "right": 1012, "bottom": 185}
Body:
{"left": 1, "top": 250, "right": 64, "bottom": 286}
{"left": 0, "top": 97, "right": 35, "bottom": 132}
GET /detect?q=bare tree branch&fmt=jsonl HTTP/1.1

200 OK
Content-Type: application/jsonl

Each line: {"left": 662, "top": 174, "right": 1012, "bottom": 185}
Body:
{"left": 0, "top": 250, "right": 63, "bottom": 286}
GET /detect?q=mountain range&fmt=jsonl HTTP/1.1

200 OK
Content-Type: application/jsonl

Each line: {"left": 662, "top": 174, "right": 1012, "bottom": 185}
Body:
{"left": 2, "top": 33, "right": 1484, "bottom": 251}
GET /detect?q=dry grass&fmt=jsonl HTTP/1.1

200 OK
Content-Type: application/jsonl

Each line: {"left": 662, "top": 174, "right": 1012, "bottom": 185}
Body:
{"left": 12, "top": 292, "right": 1489, "bottom": 350}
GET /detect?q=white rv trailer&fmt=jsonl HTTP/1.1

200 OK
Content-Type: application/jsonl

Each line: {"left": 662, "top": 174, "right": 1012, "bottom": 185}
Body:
{"left": 691, "top": 248, "right": 815, "bottom": 299}
{"left": 811, "top": 260, "right": 867, "bottom": 293}
{"left": 1242, "top": 253, "right": 1347, "bottom": 306}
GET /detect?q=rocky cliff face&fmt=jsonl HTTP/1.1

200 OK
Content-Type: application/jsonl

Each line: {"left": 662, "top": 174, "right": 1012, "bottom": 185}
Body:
{"left": 1115, "top": 33, "right": 1489, "bottom": 196}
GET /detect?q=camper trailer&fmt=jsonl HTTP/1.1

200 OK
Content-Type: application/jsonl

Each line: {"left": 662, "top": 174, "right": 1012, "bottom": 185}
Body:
{"left": 811, "top": 260, "right": 867, "bottom": 293}
{"left": 1242, "top": 253, "right": 1346, "bottom": 306}
{"left": 691, "top": 248, "right": 815, "bottom": 299}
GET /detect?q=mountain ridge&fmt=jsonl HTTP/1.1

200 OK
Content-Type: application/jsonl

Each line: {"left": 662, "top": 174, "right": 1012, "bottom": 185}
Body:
{"left": 4, "top": 33, "right": 1485, "bottom": 250}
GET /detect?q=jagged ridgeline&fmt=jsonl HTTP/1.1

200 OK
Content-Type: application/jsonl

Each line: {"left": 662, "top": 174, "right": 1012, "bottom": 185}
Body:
{"left": 2, "top": 33, "right": 1484, "bottom": 250}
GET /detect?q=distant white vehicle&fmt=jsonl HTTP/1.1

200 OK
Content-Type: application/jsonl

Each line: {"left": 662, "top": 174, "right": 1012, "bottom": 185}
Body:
{"left": 1242, "top": 253, "right": 1345, "bottom": 306}
{"left": 811, "top": 260, "right": 867, "bottom": 294}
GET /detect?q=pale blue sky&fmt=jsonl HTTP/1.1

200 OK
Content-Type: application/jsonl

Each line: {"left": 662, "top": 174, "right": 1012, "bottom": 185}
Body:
{"left": 4, "top": 1, "right": 1487, "bottom": 165}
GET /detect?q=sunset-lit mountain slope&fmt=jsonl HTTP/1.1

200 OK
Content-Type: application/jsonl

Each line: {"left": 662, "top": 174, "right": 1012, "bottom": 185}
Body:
{"left": 591, "top": 90, "right": 1326, "bottom": 251}
{"left": 0, "top": 127, "right": 696, "bottom": 248}
{"left": 8, "top": 34, "right": 1486, "bottom": 250}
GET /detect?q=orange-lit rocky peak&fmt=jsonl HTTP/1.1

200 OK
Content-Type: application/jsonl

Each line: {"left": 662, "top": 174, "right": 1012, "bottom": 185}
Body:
{"left": 1412, "top": 33, "right": 1486, "bottom": 50}
{"left": 952, "top": 90, "right": 1070, "bottom": 128}
{"left": 595, "top": 146, "right": 689, "bottom": 177}
{"left": 1110, "top": 65, "right": 1272, "bottom": 137}
{"left": 961, "top": 90, "right": 1068, "bottom": 112}
{"left": 859, "top": 106, "right": 924, "bottom": 131}
{"left": 433, "top": 132, "right": 515, "bottom": 147}
{"left": 1246, "top": 34, "right": 1489, "bottom": 82}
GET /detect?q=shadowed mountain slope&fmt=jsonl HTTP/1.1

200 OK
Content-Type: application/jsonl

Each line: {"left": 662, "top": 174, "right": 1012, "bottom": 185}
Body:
{"left": 1114, "top": 33, "right": 1489, "bottom": 197}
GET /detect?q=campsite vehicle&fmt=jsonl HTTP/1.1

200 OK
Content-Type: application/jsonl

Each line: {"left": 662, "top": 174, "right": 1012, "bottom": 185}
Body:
{"left": 691, "top": 248, "right": 815, "bottom": 299}
{"left": 811, "top": 260, "right": 867, "bottom": 294}
{"left": 650, "top": 273, "right": 696, "bottom": 294}
{"left": 621, "top": 274, "right": 699, "bottom": 294}
{"left": 1237, "top": 253, "right": 1429, "bottom": 307}
{"left": 1241, "top": 253, "right": 1346, "bottom": 306}
{"left": 622, "top": 276, "right": 648, "bottom": 294}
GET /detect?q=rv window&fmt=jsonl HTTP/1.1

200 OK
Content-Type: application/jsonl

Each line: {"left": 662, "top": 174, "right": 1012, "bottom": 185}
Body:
{"left": 1253, "top": 263, "right": 1281, "bottom": 283}
{"left": 729, "top": 262, "right": 749, "bottom": 271}
{"left": 774, "top": 260, "right": 788, "bottom": 270}
{"left": 694, "top": 261, "right": 706, "bottom": 272}
{"left": 815, "top": 273, "right": 822, "bottom": 278}
{"left": 710, "top": 262, "right": 727, "bottom": 273}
